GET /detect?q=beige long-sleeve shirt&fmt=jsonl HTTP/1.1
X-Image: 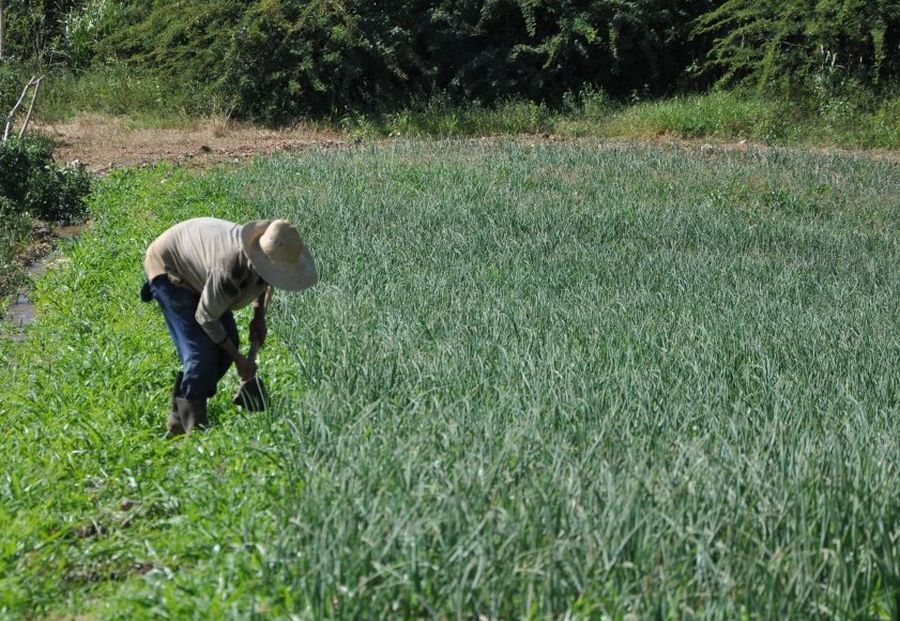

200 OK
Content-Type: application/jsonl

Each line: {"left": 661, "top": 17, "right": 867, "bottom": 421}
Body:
{"left": 144, "top": 218, "right": 269, "bottom": 344}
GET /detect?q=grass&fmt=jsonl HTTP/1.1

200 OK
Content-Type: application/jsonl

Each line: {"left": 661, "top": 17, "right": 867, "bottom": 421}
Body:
{"left": 18, "top": 62, "right": 899, "bottom": 148}
{"left": 34, "top": 64, "right": 218, "bottom": 129}
{"left": 0, "top": 198, "right": 32, "bottom": 297}
{"left": 346, "top": 90, "right": 900, "bottom": 149}
{"left": 1, "top": 140, "right": 900, "bottom": 619}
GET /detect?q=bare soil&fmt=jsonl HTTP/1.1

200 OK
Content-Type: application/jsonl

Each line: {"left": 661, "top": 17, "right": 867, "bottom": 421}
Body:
{"left": 39, "top": 115, "right": 898, "bottom": 173}
{"left": 37, "top": 114, "right": 346, "bottom": 173}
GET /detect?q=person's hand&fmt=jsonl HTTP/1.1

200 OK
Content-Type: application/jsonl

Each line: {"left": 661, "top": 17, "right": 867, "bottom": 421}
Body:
{"left": 249, "top": 315, "right": 268, "bottom": 347}
{"left": 235, "top": 354, "right": 258, "bottom": 381}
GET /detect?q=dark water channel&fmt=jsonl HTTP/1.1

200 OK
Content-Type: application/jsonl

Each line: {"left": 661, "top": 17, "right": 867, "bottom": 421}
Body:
{"left": 5, "top": 224, "right": 83, "bottom": 340}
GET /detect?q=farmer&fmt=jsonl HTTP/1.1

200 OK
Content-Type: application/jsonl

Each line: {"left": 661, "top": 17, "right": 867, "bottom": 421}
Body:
{"left": 141, "top": 217, "right": 317, "bottom": 434}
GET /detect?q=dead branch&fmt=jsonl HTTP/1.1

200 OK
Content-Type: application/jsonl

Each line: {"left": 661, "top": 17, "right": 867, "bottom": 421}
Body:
{"left": 3, "top": 76, "right": 36, "bottom": 141}
{"left": 18, "top": 76, "right": 43, "bottom": 139}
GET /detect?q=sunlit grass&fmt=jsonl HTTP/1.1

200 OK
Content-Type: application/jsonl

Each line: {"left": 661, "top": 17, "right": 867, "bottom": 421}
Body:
{"left": 229, "top": 141, "right": 900, "bottom": 619}
{"left": 1, "top": 141, "right": 899, "bottom": 619}
{"left": 347, "top": 91, "right": 900, "bottom": 149}
{"left": 30, "top": 63, "right": 900, "bottom": 149}
{"left": 0, "top": 204, "right": 31, "bottom": 298}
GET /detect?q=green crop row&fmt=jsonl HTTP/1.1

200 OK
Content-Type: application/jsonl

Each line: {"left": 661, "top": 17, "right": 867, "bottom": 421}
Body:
{"left": 1, "top": 140, "right": 900, "bottom": 619}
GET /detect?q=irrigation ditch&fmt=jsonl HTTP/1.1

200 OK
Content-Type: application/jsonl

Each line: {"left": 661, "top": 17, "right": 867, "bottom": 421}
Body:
{"left": 4, "top": 222, "right": 83, "bottom": 340}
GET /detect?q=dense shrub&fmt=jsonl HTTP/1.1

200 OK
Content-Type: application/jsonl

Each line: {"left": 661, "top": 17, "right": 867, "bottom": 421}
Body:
{"left": 0, "top": 137, "right": 91, "bottom": 223}
{"left": 0, "top": 63, "right": 37, "bottom": 116}
{"left": 0, "top": 0, "right": 84, "bottom": 64}
{"left": 74, "top": 0, "right": 715, "bottom": 121}
{"left": 222, "top": 0, "right": 718, "bottom": 120}
{"left": 696, "top": 0, "right": 900, "bottom": 96}
{"left": 2, "top": 1, "right": 898, "bottom": 122}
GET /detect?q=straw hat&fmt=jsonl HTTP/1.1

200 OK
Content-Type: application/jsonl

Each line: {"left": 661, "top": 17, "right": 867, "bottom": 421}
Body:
{"left": 240, "top": 219, "right": 312, "bottom": 291}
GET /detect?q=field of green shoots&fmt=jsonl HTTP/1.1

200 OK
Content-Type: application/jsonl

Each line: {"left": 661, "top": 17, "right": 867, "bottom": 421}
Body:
{"left": 2, "top": 141, "right": 900, "bottom": 619}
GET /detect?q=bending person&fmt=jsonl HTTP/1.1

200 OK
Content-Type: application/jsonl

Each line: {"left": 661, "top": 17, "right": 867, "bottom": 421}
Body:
{"left": 141, "top": 217, "right": 317, "bottom": 434}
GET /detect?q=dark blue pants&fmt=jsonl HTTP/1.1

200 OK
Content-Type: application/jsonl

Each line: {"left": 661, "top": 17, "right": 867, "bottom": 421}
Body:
{"left": 148, "top": 274, "right": 238, "bottom": 400}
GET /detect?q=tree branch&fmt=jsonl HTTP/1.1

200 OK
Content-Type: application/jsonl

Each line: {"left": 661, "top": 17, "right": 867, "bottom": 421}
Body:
{"left": 3, "top": 76, "right": 37, "bottom": 142}
{"left": 19, "top": 76, "right": 44, "bottom": 139}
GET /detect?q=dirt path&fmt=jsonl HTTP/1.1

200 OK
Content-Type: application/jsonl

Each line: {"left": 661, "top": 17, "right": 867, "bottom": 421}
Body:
{"left": 41, "top": 115, "right": 898, "bottom": 173}
{"left": 37, "top": 114, "right": 346, "bottom": 173}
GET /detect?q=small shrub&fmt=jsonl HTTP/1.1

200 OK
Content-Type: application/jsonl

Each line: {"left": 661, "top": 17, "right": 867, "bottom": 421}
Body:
{"left": 0, "top": 136, "right": 54, "bottom": 206}
{"left": 0, "top": 64, "right": 40, "bottom": 119}
{"left": 0, "top": 136, "right": 92, "bottom": 224}
{"left": 26, "top": 161, "right": 92, "bottom": 224}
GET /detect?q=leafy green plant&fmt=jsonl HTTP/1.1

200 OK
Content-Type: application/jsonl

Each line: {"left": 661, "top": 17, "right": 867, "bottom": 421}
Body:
{"left": 695, "top": 0, "right": 900, "bottom": 94}
{"left": 59, "top": 0, "right": 122, "bottom": 69}
{"left": 0, "top": 136, "right": 91, "bottom": 223}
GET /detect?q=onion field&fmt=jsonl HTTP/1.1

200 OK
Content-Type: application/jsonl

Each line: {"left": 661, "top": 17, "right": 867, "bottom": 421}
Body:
{"left": 2, "top": 141, "right": 899, "bottom": 619}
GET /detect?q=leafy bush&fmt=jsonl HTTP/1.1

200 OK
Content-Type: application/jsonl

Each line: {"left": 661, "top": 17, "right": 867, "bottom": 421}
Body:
{"left": 58, "top": 0, "right": 123, "bottom": 69}
{"left": 0, "top": 0, "right": 85, "bottom": 64}
{"left": 0, "top": 63, "right": 38, "bottom": 116}
{"left": 696, "top": 0, "right": 900, "bottom": 95}
{"left": 0, "top": 136, "right": 91, "bottom": 223}
{"left": 70, "top": 0, "right": 714, "bottom": 121}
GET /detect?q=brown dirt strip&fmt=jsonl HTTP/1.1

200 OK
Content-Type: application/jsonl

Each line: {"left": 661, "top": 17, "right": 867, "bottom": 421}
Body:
{"left": 36, "top": 114, "right": 347, "bottom": 173}
{"left": 39, "top": 116, "right": 898, "bottom": 173}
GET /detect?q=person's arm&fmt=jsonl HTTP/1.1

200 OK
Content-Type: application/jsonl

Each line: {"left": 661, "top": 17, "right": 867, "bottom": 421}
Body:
{"left": 218, "top": 337, "right": 257, "bottom": 380}
{"left": 249, "top": 286, "right": 272, "bottom": 347}
{"left": 196, "top": 270, "right": 257, "bottom": 380}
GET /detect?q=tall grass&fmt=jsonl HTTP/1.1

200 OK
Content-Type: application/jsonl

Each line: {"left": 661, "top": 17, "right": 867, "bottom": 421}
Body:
{"left": 598, "top": 91, "right": 793, "bottom": 141}
{"left": 1, "top": 141, "right": 899, "bottom": 618}
{"left": 35, "top": 64, "right": 213, "bottom": 127}
{"left": 347, "top": 90, "right": 900, "bottom": 148}
{"left": 0, "top": 199, "right": 31, "bottom": 297}
{"left": 21, "top": 62, "right": 900, "bottom": 148}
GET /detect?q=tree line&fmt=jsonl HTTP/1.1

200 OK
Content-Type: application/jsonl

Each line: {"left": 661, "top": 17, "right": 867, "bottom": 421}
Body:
{"left": 1, "top": 0, "right": 898, "bottom": 121}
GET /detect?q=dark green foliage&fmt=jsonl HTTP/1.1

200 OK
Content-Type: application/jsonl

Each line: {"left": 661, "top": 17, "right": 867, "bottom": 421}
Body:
{"left": 696, "top": 0, "right": 900, "bottom": 95}
{"left": 0, "top": 0, "right": 86, "bottom": 64}
{"left": 93, "top": 0, "right": 242, "bottom": 111}
{"left": 78, "top": 0, "right": 714, "bottom": 121}
{"left": 0, "top": 136, "right": 91, "bottom": 223}
{"left": 2, "top": 0, "right": 897, "bottom": 121}
{"left": 0, "top": 63, "right": 31, "bottom": 117}
{"left": 222, "top": 0, "right": 718, "bottom": 120}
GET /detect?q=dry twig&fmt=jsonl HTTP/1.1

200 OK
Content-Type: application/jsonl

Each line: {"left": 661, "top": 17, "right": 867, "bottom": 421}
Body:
{"left": 18, "top": 76, "right": 43, "bottom": 139}
{"left": 3, "top": 75, "right": 42, "bottom": 142}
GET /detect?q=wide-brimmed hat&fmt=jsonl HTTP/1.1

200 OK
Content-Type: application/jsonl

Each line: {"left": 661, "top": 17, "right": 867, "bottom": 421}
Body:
{"left": 240, "top": 219, "right": 311, "bottom": 291}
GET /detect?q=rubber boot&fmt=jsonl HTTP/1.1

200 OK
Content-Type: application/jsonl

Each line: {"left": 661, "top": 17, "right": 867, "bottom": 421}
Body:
{"left": 175, "top": 397, "right": 209, "bottom": 433}
{"left": 166, "top": 372, "right": 185, "bottom": 435}
{"left": 170, "top": 371, "right": 183, "bottom": 412}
